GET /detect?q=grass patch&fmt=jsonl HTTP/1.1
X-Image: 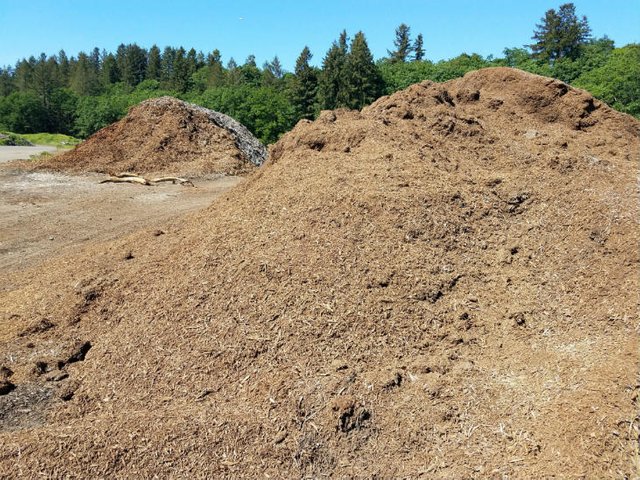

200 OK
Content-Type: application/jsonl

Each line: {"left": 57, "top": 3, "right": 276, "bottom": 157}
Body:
{"left": 30, "top": 151, "right": 54, "bottom": 160}
{"left": 20, "top": 133, "right": 81, "bottom": 148}
{"left": 0, "top": 132, "right": 32, "bottom": 146}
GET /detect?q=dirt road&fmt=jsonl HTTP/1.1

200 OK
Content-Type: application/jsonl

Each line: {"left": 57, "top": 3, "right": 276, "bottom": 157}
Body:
{"left": 0, "top": 146, "right": 58, "bottom": 163}
{"left": 0, "top": 166, "right": 241, "bottom": 274}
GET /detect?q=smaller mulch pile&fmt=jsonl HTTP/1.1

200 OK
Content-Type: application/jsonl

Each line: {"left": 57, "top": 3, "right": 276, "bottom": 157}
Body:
{"left": 35, "top": 97, "right": 267, "bottom": 176}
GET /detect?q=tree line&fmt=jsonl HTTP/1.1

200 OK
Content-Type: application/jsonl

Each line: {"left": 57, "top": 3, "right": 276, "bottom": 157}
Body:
{"left": 0, "top": 3, "right": 638, "bottom": 145}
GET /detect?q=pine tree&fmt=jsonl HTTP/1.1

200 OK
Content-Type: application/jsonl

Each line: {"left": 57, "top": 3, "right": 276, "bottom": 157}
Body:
{"left": 31, "top": 53, "right": 59, "bottom": 112}
{"left": 319, "top": 30, "right": 349, "bottom": 109}
{"left": 226, "top": 57, "right": 243, "bottom": 85}
{"left": 57, "top": 49, "right": 70, "bottom": 84}
{"left": 0, "top": 67, "right": 15, "bottom": 96}
{"left": 241, "top": 54, "right": 261, "bottom": 86}
{"left": 345, "top": 32, "right": 383, "bottom": 109}
{"left": 245, "top": 54, "right": 257, "bottom": 67}
{"left": 290, "top": 46, "right": 318, "bottom": 120}
{"left": 413, "top": 33, "right": 425, "bottom": 61}
{"left": 122, "top": 44, "right": 147, "bottom": 86}
{"left": 262, "top": 56, "right": 284, "bottom": 87}
{"left": 161, "top": 47, "right": 175, "bottom": 84}
{"left": 14, "top": 57, "right": 35, "bottom": 92}
{"left": 531, "top": 3, "right": 591, "bottom": 62}
{"left": 186, "top": 48, "right": 198, "bottom": 77}
{"left": 172, "top": 47, "right": 191, "bottom": 92}
{"left": 147, "top": 45, "right": 162, "bottom": 80}
{"left": 101, "top": 53, "right": 119, "bottom": 85}
{"left": 388, "top": 23, "right": 413, "bottom": 63}
{"left": 70, "top": 52, "right": 99, "bottom": 95}
{"left": 269, "top": 56, "right": 283, "bottom": 79}
{"left": 115, "top": 44, "right": 127, "bottom": 79}
{"left": 207, "top": 49, "right": 225, "bottom": 87}
{"left": 90, "top": 47, "right": 101, "bottom": 76}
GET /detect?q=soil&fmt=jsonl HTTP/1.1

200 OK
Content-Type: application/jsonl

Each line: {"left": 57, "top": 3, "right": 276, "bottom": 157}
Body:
{"left": 28, "top": 96, "right": 267, "bottom": 176}
{"left": 0, "top": 68, "right": 638, "bottom": 478}
{"left": 0, "top": 167, "right": 242, "bottom": 273}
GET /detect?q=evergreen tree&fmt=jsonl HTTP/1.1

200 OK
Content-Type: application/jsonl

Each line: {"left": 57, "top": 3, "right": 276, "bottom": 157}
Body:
{"left": 147, "top": 45, "right": 162, "bottom": 80}
{"left": 101, "top": 53, "right": 119, "bottom": 85}
{"left": 262, "top": 56, "right": 284, "bottom": 88}
{"left": 344, "top": 32, "right": 383, "bottom": 109}
{"left": 0, "top": 67, "right": 15, "bottom": 96}
{"left": 388, "top": 23, "right": 413, "bottom": 63}
{"left": 161, "top": 47, "right": 176, "bottom": 84}
{"left": 226, "top": 57, "right": 243, "bottom": 85}
{"left": 531, "top": 3, "right": 591, "bottom": 62}
{"left": 90, "top": 47, "right": 101, "bottom": 75}
{"left": 115, "top": 44, "right": 127, "bottom": 78}
{"left": 31, "top": 53, "right": 59, "bottom": 115}
{"left": 186, "top": 48, "right": 198, "bottom": 76}
{"left": 70, "top": 52, "right": 99, "bottom": 95}
{"left": 241, "top": 54, "right": 262, "bottom": 85}
{"left": 57, "top": 49, "right": 70, "bottom": 84}
{"left": 245, "top": 54, "right": 257, "bottom": 68}
{"left": 290, "top": 46, "right": 318, "bottom": 120}
{"left": 196, "top": 51, "right": 206, "bottom": 69}
{"left": 413, "top": 33, "right": 425, "bottom": 61}
{"left": 318, "top": 30, "right": 349, "bottom": 109}
{"left": 14, "top": 57, "right": 36, "bottom": 92}
{"left": 207, "top": 49, "right": 225, "bottom": 87}
{"left": 207, "top": 49, "right": 220, "bottom": 66}
{"left": 268, "top": 56, "right": 283, "bottom": 79}
{"left": 122, "top": 44, "right": 147, "bottom": 86}
{"left": 172, "top": 47, "right": 191, "bottom": 93}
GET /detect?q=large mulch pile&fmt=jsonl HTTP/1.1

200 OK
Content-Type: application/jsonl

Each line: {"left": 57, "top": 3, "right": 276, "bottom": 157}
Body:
{"left": 34, "top": 96, "right": 267, "bottom": 176}
{"left": 0, "top": 68, "right": 638, "bottom": 478}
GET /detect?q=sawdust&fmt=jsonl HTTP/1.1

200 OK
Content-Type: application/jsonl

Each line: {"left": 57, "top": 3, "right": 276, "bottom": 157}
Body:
{"left": 30, "top": 97, "right": 267, "bottom": 177}
{"left": 0, "top": 68, "right": 638, "bottom": 478}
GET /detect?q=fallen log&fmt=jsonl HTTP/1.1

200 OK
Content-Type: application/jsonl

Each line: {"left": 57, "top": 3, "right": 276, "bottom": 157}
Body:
{"left": 151, "top": 177, "right": 195, "bottom": 186}
{"left": 100, "top": 176, "right": 151, "bottom": 186}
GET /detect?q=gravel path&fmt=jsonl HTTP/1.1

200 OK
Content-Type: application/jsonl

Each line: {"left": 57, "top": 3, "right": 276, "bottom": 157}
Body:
{"left": 0, "top": 146, "right": 58, "bottom": 163}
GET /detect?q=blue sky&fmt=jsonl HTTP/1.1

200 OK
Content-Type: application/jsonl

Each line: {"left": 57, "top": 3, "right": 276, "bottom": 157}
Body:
{"left": 0, "top": 0, "right": 638, "bottom": 70}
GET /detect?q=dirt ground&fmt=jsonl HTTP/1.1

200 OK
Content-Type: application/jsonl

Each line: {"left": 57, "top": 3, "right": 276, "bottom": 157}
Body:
{"left": 0, "top": 162, "right": 241, "bottom": 275}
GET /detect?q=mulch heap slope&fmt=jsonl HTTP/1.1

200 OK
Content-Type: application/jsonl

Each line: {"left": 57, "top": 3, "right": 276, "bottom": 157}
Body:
{"left": 1, "top": 68, "right": 638, "bottom": 478}
{"left": 35, "top": 96, "right": 267, "bottom": 176}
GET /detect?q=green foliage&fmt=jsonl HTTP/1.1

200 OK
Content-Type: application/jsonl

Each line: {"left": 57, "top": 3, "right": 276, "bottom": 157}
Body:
{"left": 388, "top": 23, "right": 413, "bottom": 63}
{"left": 290, "top": 46, "right": 318, "bottom": 119}
{"left": 20, "top": 132, "right": 80, "bottom": 147}
{"left": 73, "top": 92, "right": 128, "bottom": 138}
{"left": 379, "top": 60, "right": 434, "bottom": 93}
{"left": 0, "top": 131, "right": 32, "bottom": 146}
{"left": 413, "top": 34, "right": 425, "bottom": 62}
{"left": 531, "top": 3, "right": 591, "bottom": 62}
{"left": 318, "top": 31, "right": 349, "bottom": 109}
{"left": 0, "top": 91, "right": 49, "bottom": 133}
{"left": 344, "top": 32, "right": 383, "bottom": 109}
{"left": 574, "top": 44, "right": 640, "bottom": 117}
{"left": 194, "top": 85, "right": 295, "bottom": 144}
{"left": 431, "top": 53, "right": 493, "bottom": 82}
{"left": 0, "top": 15, "right": 636, "bottom": 148}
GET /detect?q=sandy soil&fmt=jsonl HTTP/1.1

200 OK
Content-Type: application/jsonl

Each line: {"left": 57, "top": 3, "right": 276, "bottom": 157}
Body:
{"left": 0, "top": 146, "right": 58, "bottom": 163}
{"left": 0, "top": 165, "right": 241, "bottom": 275}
